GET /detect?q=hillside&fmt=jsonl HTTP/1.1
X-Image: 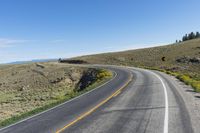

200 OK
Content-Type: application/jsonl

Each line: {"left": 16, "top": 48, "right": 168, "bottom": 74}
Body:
{"left": 0, "top": 62, "right": 112, "bottom": 125}
{"left": 75, "top": 38, "right": 200, "bottom": 80}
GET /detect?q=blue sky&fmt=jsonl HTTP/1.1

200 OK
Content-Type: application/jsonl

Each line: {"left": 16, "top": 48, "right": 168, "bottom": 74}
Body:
{"left": 0, "top": 0, "right": 200, "bottom": 63}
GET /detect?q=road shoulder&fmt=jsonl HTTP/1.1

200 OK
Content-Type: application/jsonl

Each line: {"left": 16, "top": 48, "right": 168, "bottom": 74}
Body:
{"left": 155, "top": 71, "right": 200, "bottom": 133}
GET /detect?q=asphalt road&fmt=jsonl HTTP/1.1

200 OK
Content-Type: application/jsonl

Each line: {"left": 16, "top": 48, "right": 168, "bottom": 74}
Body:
{"left": 0, "top": 66, "right": 194, "bottom": 133}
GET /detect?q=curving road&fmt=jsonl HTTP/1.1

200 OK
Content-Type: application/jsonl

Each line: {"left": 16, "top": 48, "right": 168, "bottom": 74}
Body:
{"left": 0, "top": 66, "right": 194, "bottom": 133}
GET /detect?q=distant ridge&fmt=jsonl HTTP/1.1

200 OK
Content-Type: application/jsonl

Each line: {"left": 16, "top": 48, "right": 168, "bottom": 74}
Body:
{"left": 7, "top": 59, "right": 57, "bottom": 65}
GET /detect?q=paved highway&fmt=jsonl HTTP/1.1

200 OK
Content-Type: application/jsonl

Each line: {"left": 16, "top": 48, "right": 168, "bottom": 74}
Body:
{"left": 0, "top": 66, "right": 194, "bottom": 133}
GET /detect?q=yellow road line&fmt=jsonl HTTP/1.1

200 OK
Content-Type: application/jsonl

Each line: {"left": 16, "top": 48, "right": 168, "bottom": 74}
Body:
{"left": 56, "top": 73, "right": 133, "bottom": 133}
{"left": 113, "top": 90, "right": 121, "bottom": 97}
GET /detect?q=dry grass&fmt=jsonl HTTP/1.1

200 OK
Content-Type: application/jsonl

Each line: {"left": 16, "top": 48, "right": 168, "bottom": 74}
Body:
{"left": 75, "top": 38, "right": 200, "bottom": 91}
{"left": 0, "top": 62, "right": 112, "bottom": 124}
{"left": 0, "top": 62, "right": 83, "bottom": 122}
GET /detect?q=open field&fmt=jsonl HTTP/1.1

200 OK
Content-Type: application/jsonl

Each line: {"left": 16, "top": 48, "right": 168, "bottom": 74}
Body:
{"left": 0, "top": 62, "right": 112, "bottom": 126}
{"left": 75, "top": 39, "right": 200, "bottom": 91}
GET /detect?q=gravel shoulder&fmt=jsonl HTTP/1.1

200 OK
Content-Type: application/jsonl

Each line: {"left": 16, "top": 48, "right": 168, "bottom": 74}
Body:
{"left": 157, "top": 71, "right": 200, "bottom": 133}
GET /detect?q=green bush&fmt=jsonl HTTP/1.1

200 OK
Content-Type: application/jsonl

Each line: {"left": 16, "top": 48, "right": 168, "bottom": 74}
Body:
{"left": 140, "top": 66, "right": 200, "bottom": 93}
{"left": 175, "top": 74, "right": 200, "bottom": 92}
{"left": 97, "top": 70, "right": 112, "bottom": 79}
{"left": 177, "top": 75, "right": 192, "bottom": 85}
{"left": 191, "top": 81, "right": 200, "bottom": 92}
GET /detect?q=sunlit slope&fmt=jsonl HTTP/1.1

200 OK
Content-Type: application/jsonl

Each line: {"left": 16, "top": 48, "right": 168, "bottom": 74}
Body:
{"left": 75, "top": 38, "right": 200, "bottom": 78}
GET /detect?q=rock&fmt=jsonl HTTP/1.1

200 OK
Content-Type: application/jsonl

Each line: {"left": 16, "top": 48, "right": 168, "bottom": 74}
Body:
{"left": 190, "top": 57, "right": 200, "bottom": 63}
{"left": 19, "top": 86, "right": 26, "bottom": 91}
{"left": 75, "top": 69, "right": 97, "bottom": 91}
{"left": 40, "top": 97, "right": 45, "bottom": 101}
{"left": 35, "top": 63, "right": 45, "bottom": 69}
{"left": 176, "top": 56, "right": 200, "bottom": 64}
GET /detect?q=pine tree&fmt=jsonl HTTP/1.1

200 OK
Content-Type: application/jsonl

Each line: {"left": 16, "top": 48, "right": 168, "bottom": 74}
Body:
{"left": 196, "top": 32, "right": 200, "bottom": 38}
{"left": 182, "top": 36, "right": 185, "bottom": 41}
{"left": 188, "top": 32, "right": 195, "bottom": 40}
{"left": 182, "top": 34, "right": 188, "bottom": 41}
{"left": 58, "top": 58, "right": 62, "bottom": 62}
{"left": 179, "top": 31, "right": 200, "bottom": 43}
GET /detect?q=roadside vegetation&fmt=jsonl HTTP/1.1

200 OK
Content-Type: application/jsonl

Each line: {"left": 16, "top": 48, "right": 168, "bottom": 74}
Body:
{"left": 0, "top": 62, "right": 113, "bottom": 128}
{"left": 162, "top": 70, "right": 200, "bottom": 92}
{"left": 74, "top": 38, "right": 200, "bottom": 92}
{"left": 177, "top": 75, "right": 200, "bottom": 92}
{"left": 140, "top": 66, "right": 200, "bottom": 92}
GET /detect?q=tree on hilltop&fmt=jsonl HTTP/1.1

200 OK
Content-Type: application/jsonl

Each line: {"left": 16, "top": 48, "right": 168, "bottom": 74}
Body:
{"left": 196, "top": 32, "right": 200, "bottom": 38}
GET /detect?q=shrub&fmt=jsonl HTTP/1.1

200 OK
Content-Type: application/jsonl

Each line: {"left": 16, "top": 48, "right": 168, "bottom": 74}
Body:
{"left": 176, "top": 74, "right": 200, "bottom": 92}
{"left": 177, "top": 75, "right": 192, "bottom": 85}
{"left": 141, "top": 66, "right": 200, "bottom": 93}
{"left": 97, "top": 70, "right": 112, "bottom": 79}
{"left": 191, "top": 81, "right": 200, "bottom": 92}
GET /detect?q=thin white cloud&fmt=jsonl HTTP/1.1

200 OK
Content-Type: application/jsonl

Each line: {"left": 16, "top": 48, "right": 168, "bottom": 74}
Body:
{"left": 0, "top": 38, "right": 29, "bottom": 48}
{"left": 50, "top": 39, "right": 66, "bottom": 43}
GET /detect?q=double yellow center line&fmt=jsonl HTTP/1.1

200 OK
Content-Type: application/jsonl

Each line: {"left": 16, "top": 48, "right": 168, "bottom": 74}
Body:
{"left": 56, "top": 72, "right": 133, "bottom": 133}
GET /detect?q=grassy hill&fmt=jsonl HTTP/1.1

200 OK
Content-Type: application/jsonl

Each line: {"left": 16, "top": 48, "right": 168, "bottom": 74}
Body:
{"left": 75, "top": 38, "right": 200, "bottom": 91}
{"left": 0, "top": 62, "right": 112, "bottom": 127}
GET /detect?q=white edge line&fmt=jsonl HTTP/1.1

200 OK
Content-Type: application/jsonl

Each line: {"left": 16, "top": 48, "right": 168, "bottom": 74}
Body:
{"left": 146, "top": 70, "right": 169, "bottom": 133}
{"left": 0, "top": 70, "right": 117, "bottom": 131}
{"left": 127, "top": 66, "right": 168, "bottom": 133}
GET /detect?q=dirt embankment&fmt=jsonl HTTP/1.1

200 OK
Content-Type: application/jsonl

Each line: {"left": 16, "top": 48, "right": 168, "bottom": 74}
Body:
{"left": 0, "top": 62, "right": 105, "bottom": 122}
